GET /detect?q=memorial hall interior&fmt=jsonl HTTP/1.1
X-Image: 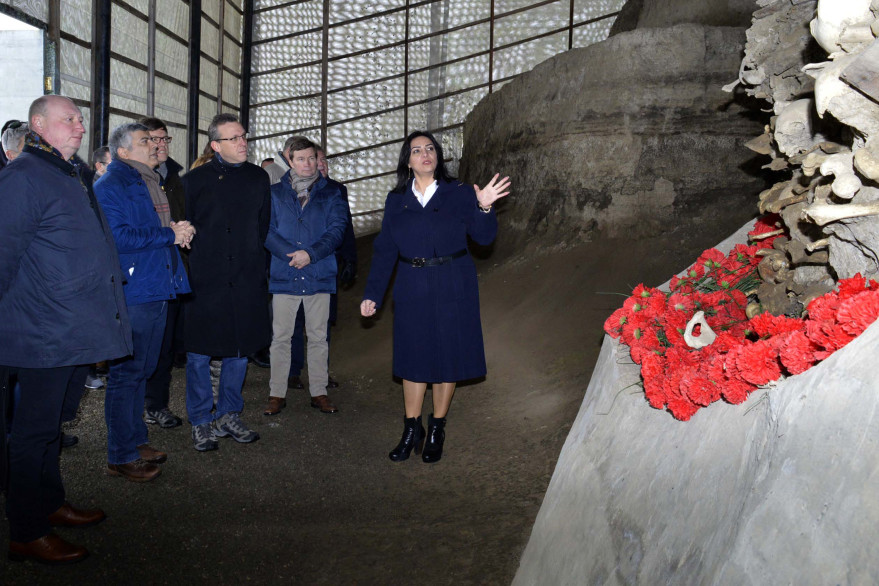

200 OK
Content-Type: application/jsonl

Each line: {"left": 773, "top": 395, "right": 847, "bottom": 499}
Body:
{"left": 3, "top": 0, "right": 879, "bottom": 584}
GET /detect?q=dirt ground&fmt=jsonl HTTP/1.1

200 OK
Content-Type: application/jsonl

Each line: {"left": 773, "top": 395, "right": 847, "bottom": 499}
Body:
{"left": 1, "top": 230, "right": 711, "bottom": 585}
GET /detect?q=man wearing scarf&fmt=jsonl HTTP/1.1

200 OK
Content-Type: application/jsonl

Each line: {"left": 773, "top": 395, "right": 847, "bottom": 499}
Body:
{"left": 0, "top": 95, "right": 133, "bottom": 564}
{"left": 94, "top": 123, "right": 193, "bottom": 482}
{"left": 263, "top": 136, "right": 348, "bottom": 416}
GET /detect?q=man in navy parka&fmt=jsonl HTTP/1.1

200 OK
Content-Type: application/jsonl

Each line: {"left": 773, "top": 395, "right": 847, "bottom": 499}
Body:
{"left": 0, "top": 95, "right": 133, "bottom": 564}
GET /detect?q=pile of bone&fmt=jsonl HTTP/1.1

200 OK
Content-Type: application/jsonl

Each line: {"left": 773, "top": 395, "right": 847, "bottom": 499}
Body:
{"left": 730, "top": 0, "right": 879, "bottom": 316}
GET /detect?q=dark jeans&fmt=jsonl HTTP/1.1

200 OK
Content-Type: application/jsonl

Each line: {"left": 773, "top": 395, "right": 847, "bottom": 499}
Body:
{"left": 5, "top": 364, "right": 88, "bottom": 542}
{"left": 289, "top": 292, "right": 336, "bottom": 377}
{"left": 145, "top": 297, "right": 183, "bottom": 412}
{"left": 106, "top": 301, "right": 167, "bottom": 465}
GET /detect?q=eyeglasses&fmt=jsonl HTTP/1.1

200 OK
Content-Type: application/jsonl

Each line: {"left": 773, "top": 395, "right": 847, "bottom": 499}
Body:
{"left": 410, "top": 145, "right": 436, "bottom": 156}
{"left": 215, "top": 133, "right": 248, "bottom": 143}
{"left": 149, "top": 136, "right": 173, "bottom": 144}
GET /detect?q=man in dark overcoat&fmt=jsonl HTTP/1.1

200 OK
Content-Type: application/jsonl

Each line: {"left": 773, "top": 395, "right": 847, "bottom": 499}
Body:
{"left": 0, "top": 95, "right": 133, "bottom": 563}
{"left": 181, "top": 113, "right": 272, "bottom": 452}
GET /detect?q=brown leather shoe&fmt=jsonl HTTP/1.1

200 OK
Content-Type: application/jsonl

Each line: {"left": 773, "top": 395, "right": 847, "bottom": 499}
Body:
{"left": 106, "top": 458, "right": 161, "bottom": 482}
{"left": 310, "top": 394, "right": 338, "bottom": 413}
{"left": 8, "top": 533, "right": 88, "bottom": 565}
{"left": 264, "top": 396, "right": 286, "bottom": 416}
{"left": 48, "top": 503, "right": 106, "bottom": 528}
{"left": 137, "top": 443, "right": 168, "bottom": 464}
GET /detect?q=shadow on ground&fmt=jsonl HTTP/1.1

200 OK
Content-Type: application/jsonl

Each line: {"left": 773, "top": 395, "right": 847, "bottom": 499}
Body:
{"left": 2, "top": 231, "right": 710, "bottom": 585}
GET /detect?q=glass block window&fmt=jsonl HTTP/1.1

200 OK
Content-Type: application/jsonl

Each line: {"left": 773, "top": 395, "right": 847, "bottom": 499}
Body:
{"left": 251, "top": 0, "right": 624, "bottom": 235}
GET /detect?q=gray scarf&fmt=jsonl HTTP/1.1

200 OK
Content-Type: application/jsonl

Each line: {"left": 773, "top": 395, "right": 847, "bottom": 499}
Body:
{"left": 288, "top": 169, "right": 319, "bottom": 201}
{"left": 124, "top": 158, "right": 171, "bottom": 228}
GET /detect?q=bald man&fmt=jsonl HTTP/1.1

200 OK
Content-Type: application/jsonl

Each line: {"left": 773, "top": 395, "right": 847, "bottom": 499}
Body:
{"left": 0, "top": 95, "right": 133, "bottom": 564}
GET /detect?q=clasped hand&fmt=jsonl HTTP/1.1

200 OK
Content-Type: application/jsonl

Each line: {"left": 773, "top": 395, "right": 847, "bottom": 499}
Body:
{"left": 287, "top": 250, "right": 311, "bottom": 269}
{"left": 171, "top": 221, "right": 196, "bottom": 249}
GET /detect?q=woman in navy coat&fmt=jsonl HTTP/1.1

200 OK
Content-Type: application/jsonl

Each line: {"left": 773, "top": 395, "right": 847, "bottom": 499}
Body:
{"left": 361, "top": 131, "right": 510, "bottom": 463}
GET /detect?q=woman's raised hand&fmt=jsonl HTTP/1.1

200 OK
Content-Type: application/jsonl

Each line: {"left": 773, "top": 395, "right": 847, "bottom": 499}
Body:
{"left": 361, "top": 299, "right": 377, "bottom": 317}
{"left": 474, "top": 173, "right": 511, "bottom": 209}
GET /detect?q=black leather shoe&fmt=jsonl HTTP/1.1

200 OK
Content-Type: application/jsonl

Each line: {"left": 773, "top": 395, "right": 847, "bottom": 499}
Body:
{"left": 60, "top": 433, "right": 78, "bottom": 449}
{"left": 389, "top": 416, "right": 425, "bottom": 462}
{"left": 326, "top": 376, "right": 339, "bottom": 389}
{"left": 288, "top": 375, "right": 304, "bottom": 389}
{"left": 422, "top": 414, "right": 446, "bottom": 464}
{"left": 248, "top": 347, "right": 271, "bottom": 368}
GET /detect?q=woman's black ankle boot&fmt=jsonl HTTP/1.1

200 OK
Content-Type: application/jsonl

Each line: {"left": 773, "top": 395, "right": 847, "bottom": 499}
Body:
{"left": 389, "top": 416, "right": 425, "bottom": 462}
{"left": 422, "top": 413, "right": 446, "bottom": 463}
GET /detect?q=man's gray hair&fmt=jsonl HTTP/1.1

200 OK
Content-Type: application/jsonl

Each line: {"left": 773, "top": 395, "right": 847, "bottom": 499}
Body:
{"left": 108, "top": 122, "right": 149, "bottom": 160}
{"left": 2, "top": 123, "right": 28, "bottom": 155}
{"left": 207, "top": 113, "right": 241, "bottom": 142}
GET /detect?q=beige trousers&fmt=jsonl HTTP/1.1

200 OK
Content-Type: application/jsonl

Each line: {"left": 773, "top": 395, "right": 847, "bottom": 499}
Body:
{"left": 269, "top": 293, "right": 330, "bottom": 398}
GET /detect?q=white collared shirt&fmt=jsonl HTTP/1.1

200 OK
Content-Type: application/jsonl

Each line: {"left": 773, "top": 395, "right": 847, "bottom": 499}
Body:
{"left": 412, "top": 179, "right": 438, "bottom": 208}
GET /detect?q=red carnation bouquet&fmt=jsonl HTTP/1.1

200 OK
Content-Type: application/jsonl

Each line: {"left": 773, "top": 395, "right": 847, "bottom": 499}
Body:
{"left": 604, "top": 216, "right": 879, "bottom": 421}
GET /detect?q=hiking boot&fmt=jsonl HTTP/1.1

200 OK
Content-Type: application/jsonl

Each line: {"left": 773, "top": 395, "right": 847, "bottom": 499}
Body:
{"left": 212, "top": 413, "right": 260, "bottom": 444}
{"left": 191, "top": 422, "right": 219, "bottom": 452}
{"left": 144, "top": 407, "right": 183, "bottom": 428}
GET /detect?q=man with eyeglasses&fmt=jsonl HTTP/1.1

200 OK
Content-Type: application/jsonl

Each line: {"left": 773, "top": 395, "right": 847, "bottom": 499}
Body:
{"left": 92, "top": 146, "right": 111, "bottom": 179}
{"left": 181, "top": 113, "right": 271, "bottom": 451}
{"left": 0, "top": 95, "right": 133, "bottom": 564}
{"left": 137, "top": 116, "right": 189, "bottom": 430}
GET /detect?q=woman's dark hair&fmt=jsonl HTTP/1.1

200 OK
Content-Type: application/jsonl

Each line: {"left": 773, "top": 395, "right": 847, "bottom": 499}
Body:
{"left": 392, "top": 130, "right": 455, "bottom": 193}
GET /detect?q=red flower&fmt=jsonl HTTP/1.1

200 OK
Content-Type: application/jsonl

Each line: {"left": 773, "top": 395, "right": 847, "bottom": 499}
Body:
{"left": 807, "top": 293, "right": 841, "bottom": 322}
{"left": 642, "top": 292, "right": 668, "bottom": 318}
{"left": 721, "top": 377, "right": 755, "bottom": 404}
{"left": 681, "top": 369, "right": 721, "bottom": 407}
{"left": 604, "top": 307, "right": 628, "bottom": 338}
{"left": 631, "top": 284, "right": 656, "bottom": 299}
{"left": 805, "top": 320, "right": 855, "bottom": 352}
{"left": 698, "top": 248, "right": 726, "bottom": 269}
{"left": 837, "top": 273, "right": 868, "bottom": 299}
{"left": 666, "top": 393, "right": 700, "bottom": 421}
{"left": 778, "top": 330, "right": 819, "bottom": 375}
{"left": 735, "top": 339, "right": 782, "bottom": 386}
{"left": 748, "top": 213, "right": 782, "bottom": 238}
{"left": 748, "top": 311, "right": 804, "bottom": 337}
{"left": 643, "top": 373, "right": 668, "bottom": 410}
{"left": 836, "top": 291, "right": 879, "bottom": 336}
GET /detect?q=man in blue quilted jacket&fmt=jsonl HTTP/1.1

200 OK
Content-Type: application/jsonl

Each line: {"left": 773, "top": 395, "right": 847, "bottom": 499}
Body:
{"left": 95, "top": 122, "right": 193, "bottom": 483}
{"left": 263, "top": 136, "right": 348, "bottom": 415}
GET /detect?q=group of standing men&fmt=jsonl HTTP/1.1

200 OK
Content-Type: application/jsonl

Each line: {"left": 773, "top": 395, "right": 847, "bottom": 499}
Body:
{"left": 0, "top": 95, "right": 355, "bottom": 564}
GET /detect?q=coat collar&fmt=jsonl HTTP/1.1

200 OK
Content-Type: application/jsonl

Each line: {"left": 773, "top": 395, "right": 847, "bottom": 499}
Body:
{"left": 21, "top": 144, "right": 78, "bottom": 177}
{"left": 401, "top": 177, "right": 454, "bottom": 212}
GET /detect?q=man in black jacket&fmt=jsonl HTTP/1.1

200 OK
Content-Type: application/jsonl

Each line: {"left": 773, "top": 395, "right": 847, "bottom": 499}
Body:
{"left": 181, "top": 114, "right": 271, "bottom": 452}
{"left": 138, "top": 117, "right": 188, "bottom": 430}
{"left": 0, "top": 95, "right": 133, "bottom": 564}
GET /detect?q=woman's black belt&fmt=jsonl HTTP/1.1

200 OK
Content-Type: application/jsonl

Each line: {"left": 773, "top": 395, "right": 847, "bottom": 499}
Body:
{"left": 398, "top": 249, "right": 468, "bottom": 267}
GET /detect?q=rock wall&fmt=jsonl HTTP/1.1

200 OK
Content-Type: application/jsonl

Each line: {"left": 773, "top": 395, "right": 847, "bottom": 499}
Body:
{"left": 460, "top": 23, "right": 767, "bottom": 255}
{"left": 610, "top": 0, "right": 757, "bottom": 34}
{"left": 513, "top": 222, "right": 879, "bottom": 585}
